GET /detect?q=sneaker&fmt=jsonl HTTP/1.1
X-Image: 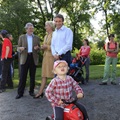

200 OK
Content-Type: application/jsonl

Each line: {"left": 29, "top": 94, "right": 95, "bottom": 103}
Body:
{"left": 0, "top": 89, "right": 6, "bottom": 93}
{"left": 46, "top": 116, "right": 53, "bottom": 120}
{"left": 111, "top": 82, "right": 117, "bottom": 85}
{"left": 99, "top": 82, "right": 107, "bottom": 85}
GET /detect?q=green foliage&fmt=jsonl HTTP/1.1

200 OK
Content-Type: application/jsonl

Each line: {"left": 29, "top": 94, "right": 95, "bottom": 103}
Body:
{"left": 90, "top": 48, "right": 106, "bottom": 65}
{"left": 0, "top": 0, "right": 34, "bottom": 45}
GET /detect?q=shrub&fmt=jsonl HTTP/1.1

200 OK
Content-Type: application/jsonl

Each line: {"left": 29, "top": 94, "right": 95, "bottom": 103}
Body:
{"left": 90, "top": 48, "right": 106, "bottom": 65}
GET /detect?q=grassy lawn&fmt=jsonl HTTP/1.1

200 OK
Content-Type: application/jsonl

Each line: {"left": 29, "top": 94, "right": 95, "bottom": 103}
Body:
{"left": 13, "top": 64, "right": 120, "bottom": 88}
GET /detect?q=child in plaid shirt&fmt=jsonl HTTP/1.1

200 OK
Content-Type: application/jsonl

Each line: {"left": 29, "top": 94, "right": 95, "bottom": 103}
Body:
{"left": 45, "top": 60, "right": 89, "bottom": 120}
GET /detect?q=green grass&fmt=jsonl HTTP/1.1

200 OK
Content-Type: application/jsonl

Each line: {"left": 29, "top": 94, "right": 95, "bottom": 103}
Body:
{"left": 13, "top": 64, "right": 120, "bottom": 88}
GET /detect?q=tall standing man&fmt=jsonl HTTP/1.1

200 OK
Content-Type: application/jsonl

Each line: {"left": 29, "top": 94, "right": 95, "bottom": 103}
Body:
{"left": 51, "top": 14, "right": 73, "bottom": 66}
{"left": 16, "top": 23, "right": 40, "bottom": 99}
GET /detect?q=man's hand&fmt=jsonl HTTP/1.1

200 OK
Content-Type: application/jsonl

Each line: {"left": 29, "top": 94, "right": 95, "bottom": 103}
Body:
{"left": 54, "top": 55, "right": 59, "bottom": 60}
{"left": 19, "top": 47, "right": 26, "bottom": 52}
{"left": 34, "top": 45, "right": 40, "bottom": 50}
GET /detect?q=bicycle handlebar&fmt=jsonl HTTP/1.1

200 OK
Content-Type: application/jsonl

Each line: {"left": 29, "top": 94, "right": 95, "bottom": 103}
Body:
{"left": 61, "top": 96, "right": 78, "bottom": 104}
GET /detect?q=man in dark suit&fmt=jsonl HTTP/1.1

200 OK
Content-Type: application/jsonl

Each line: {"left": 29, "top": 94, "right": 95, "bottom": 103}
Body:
{"left": 16, "top": 23, "right": 40, "bottom": 99}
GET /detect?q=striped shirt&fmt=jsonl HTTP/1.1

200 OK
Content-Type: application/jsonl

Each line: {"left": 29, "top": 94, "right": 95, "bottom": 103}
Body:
{"left": 45, "top": 75, "right": 83, "bottom": 107}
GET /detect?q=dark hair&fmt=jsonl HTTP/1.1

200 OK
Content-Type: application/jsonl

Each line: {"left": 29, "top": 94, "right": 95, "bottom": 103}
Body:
{"left": 84, "top": 39, "right": 89, "bottom": 45}
{"left": 54, "top": 14, "right": 64, "bottom": 22}
{"left": 0, "top": 30, "right": 8, "bottom": 38}
{"left": 108, "top": 34, "right": 115, "bottom": 38}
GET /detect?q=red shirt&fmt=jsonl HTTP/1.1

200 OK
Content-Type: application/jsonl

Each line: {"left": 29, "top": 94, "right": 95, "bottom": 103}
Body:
{"left": 79, "top": 46, "right": 90, "bottom": 57}
{"left": 2, "top": 38, "right": 12, "bottom": 59}
{"left": 45, "top": 75, "right": 83, "bottom": 107}
{"left": 106, "top": 42, "right": 118, "bottom": 58}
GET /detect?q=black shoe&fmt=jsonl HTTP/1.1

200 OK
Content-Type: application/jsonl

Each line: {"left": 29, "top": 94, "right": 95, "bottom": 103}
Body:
{"left": 46, "top": 116, "right": 53, "bottom": 120}
{"left": 29, "top": 92, "right": 35, "bottom": 97}
{"left": 33, "top": 93, "right": 44, "bottom": 99}
{"left": 111, "top": 82, "right": 117, "bottom": 85}
{"left": 6, "top": 86, "right": 14, "bottom": 89}
{"left": 15, "top": 94, "right": 23, "bottom": 99}
{"left": 0, "top": 89, "right": 6, "bottom": 93}
{"left": 99, "top": 82, "right": 107, "bottom": 85}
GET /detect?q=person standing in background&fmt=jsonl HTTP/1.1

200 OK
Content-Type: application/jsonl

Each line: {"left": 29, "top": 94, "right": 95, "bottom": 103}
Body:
{"left": 0, "top": 30, "right": 13, "bottom": 93}
{"left": 34, "top": 21, "right": 55, "bottom": 99}
{"left": 6, "top": 34, "right": 14, "bottom": 89}
{"left": 16, "top": 23, "right": 40, "bottom": 99}
{"left": 0, "top": 38, "right": 2, "bottom": 81}
{"left": 78, "top": 39, "right": 91, "bottom": 83}
{"left": 100, "top": 34, "right": 119, "bottom": 85}
{"left": 51, "top": 14, "right": 73, "bottom": 66}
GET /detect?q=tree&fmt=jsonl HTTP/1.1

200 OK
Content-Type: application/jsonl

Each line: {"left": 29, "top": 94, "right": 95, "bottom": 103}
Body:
{"left": 62, "top": 0, "right": 93, "bottom": 49}
{"left": 0, "top": 0, "right": 34, "bottom": 44}
{"left": 93, "top": 0, "right": 120, "bottom": 39}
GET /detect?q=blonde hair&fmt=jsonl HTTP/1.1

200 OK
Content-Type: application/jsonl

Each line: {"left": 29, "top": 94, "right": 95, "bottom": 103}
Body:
{"left": 45, "top": 21, "right": 55, "bottom": 31}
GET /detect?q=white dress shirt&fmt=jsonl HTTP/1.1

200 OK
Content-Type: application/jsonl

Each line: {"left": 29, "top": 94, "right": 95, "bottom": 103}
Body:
{"left": 27, "top": 34, "right": 33, "bottom": 53}
{"left": 51, "top": 25, "right": 73, "bottom": 56}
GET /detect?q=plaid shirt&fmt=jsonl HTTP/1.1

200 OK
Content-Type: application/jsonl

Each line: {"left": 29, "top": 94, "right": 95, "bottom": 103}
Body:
{"left": 45, "top": 75, "right": 83, "bottom": 107}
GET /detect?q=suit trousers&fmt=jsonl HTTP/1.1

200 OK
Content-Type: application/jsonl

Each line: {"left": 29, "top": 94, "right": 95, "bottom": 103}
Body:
{"left": 18, "top": 54, "right": 36, "bottom": 95}
{"left": 60, "top": 51, "right": 72, "bottom": 67}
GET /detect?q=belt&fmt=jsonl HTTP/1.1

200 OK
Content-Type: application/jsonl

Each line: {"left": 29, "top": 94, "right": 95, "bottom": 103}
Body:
{"left": 28, "top": 52, "right": 33, "bottom": 55}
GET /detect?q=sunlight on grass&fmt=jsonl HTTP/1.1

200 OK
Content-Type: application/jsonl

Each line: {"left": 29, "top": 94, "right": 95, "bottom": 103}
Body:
{"left": 13, "top": 64, "right": 120, "bottom": 88}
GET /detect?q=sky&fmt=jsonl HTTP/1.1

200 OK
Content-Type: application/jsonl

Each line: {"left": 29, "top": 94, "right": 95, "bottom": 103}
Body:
{"left": 90, "top": 11, "right": 103, "bottom": 31}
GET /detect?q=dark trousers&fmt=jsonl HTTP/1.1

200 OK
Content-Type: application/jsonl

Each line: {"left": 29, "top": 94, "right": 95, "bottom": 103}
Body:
{"left": 60, "top": 51, "right": 72, "bottom": 67}
{"left": 0, "top": 58, "right": 12, "bottom": 89}
{"left": 17, "top": 54, "right": 36, "bottom": 95}
{"left": 6, "top": 64, "right": 13, "bottom": 87}
{"left": 84, "top": 58, "right": 90, "bottom": 82}
{"left": 53, "top": 102, "right": 89, "bottom": 120}
{"left": 0, "top": 58, "right": 2, "bottom": 80}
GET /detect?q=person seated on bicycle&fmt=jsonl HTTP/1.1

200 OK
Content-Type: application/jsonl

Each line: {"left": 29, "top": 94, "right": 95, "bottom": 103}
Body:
{"left": 45, "top": 60, "right": 89, "bottom": 120}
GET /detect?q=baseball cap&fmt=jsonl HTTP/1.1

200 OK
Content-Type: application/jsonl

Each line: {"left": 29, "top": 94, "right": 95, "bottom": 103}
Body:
{"left": 0, "top": 30, "right": 8, "bottom": 35}
{"left": 53, "top": 60, "right": 68, "bottom": 69}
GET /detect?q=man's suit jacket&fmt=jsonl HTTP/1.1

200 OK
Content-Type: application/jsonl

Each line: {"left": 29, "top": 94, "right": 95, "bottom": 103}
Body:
{"left": 18, "top": 34, "right": 40, "bottom": 65}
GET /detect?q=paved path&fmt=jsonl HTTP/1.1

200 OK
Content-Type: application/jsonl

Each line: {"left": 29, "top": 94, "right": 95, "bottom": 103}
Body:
{"left": 0, "top": 80, "right": 120, "bottom": 120}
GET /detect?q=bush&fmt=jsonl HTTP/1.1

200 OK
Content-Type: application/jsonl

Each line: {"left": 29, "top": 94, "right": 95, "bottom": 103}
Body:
{"left": 90, "top": 48, "right": 106, "bottom": 65}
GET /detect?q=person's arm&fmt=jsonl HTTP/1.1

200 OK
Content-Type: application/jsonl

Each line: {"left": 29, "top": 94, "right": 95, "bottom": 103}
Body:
{"left": 34, "top": 37, "right": 41, "bottom": 51}
{"left": 17, "top": 36, "right": 26, "bottom": 52}
{"left": 58, "top": 28, "right": 73, "bottom": 55}
{"left": 105, "top": 43, "right": 114, "bottom": 52}
{"left": 45, "top": 79, "right": 59, "bottom": 106}
{"left": 5, "top": 46, "right": 10, "bottom": 59}
{"left": 71, "top": 77, "right": 84, "bottom": 99}
{"left": 113, "top": 42, "right": 119, "bottom": 53}
{"left": 42, "top": 35, "right": 51, "bottom": 51}
{"left": 51, "top": 33, "right": 57, "bottom": 56}
{"left": 51, "top": 34, "right": 60, "bottom": 60}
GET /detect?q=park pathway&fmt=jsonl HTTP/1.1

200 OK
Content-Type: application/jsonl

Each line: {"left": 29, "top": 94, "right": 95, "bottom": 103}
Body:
{"left": 0, "top": 80, "right": 120, "bottom": 120}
